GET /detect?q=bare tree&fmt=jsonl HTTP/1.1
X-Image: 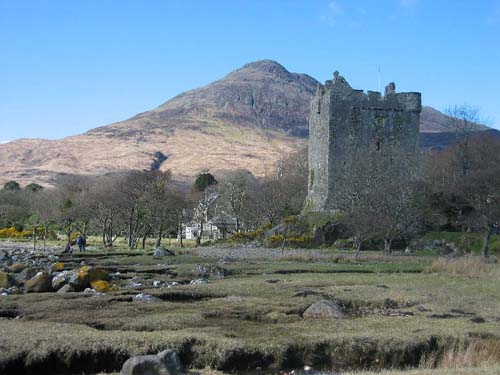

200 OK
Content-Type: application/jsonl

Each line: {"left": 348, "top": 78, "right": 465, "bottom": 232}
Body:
{"left": 446, "top": 104, "right": 482, "bottom": 177}
{"left": 219, "top": 170, "right": 255, "bottom": 232}
{"left": 28, "top": 189, "right": 58, "bottom": 250}
{"left": 423, "top": 131, "right": 500, "bottom": 257}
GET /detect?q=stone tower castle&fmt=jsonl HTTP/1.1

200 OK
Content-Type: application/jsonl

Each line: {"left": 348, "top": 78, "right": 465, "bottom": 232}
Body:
{"left": 305, "top": 71, "right": 421, "bottom": 212}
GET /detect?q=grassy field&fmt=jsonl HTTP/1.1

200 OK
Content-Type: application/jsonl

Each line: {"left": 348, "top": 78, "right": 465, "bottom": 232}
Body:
{"left": 1, "top": 242, "right": 500, "bottom": 374}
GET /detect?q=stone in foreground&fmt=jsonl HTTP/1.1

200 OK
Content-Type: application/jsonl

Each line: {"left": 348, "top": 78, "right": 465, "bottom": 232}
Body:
{"left": 121, "top": 350, "right": 184, "bottom": 375}
{"left": 303, "top": 299, "right": 344, "bottom": 319}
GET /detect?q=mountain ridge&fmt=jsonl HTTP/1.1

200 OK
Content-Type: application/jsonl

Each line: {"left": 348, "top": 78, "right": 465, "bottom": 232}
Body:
{"left": 0, "top": 60, "right": 492, "bottom": 186}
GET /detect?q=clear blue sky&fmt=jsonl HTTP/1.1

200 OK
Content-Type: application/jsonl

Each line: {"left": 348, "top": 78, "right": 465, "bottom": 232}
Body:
{"left": 1, "top": 0, "right": 499, "bottom": 141}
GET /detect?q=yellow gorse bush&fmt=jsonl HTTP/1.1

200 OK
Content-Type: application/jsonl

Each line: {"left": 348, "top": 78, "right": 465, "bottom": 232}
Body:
{"left": 0, "top": 227, "right": 32, "bottom": 238}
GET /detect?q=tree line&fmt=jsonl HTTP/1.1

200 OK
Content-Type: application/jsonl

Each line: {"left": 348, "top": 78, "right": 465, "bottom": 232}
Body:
{"left": 1, "top": 106, "right": 499, "bottom": 256}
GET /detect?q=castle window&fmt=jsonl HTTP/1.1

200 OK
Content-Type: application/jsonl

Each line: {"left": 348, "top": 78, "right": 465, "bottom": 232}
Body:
{"left": 376, "top": 140, "right": 381, "bottom": 151}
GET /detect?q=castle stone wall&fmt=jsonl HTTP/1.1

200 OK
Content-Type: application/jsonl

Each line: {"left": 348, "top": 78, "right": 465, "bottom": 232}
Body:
{"left": 305, "top": 72, "right": 421, "bottom": 212}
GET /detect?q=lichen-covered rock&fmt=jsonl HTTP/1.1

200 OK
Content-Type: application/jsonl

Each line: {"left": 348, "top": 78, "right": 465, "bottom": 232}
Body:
{"left": 303, "top": 300, "right": 344, "bottom": 319}
{"left": 69, "top": 266, "right": 109, "bottom": 291}
{"left": 50, "top": 262, "right": 65, "bottom": 272}
{"left": 0, "top": 271, "right": 16, "bottom": 289}
{"left": 90, "top": 280, "right": 118, "bottom": 293}
{"left": 121, "top": 350, "right": 184, "bottom": 375}
{"left": 26, "top": 271, "right": 53, "bottom": 293}
{"left": 8, "top": 262, "right": 26, "bottom": 273}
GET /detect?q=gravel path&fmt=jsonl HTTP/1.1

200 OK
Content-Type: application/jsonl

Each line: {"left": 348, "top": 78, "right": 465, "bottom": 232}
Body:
{"left": 0, "top": 240, "right": 61, "bottom": 253}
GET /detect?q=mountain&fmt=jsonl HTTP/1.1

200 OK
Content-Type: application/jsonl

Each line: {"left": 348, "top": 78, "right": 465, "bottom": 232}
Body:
{"left": 0, "top": 60, "right": 492, "bottom": 186}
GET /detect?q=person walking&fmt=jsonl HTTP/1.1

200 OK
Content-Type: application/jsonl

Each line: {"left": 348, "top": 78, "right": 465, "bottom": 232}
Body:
{"left": 76, "top": 234, "right": 84, "bottom": 252}
{"left": 81, "top": 233, "right": 87, "bottom": 252}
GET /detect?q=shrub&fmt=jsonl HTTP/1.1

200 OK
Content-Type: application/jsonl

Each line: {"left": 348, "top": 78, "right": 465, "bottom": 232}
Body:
{"left": 231, "top": 232, "right": 256, "bottom": 242}
{"left": 0, "top": 227, "right": 32, "bottom": 238}
{"left": 283, "top": 215, "right": 298, "bottom": 225}
{"left": 230, "top": 224, "right": 272, "bottom": 242}
{"left": 288, "top": 234, "right": 314, "bottom": 248}
{"left": 3, "top": 180, "right": 20, "bottom": 191}
{"left": 267, "top": 234, "right": 285, "bottom": 247}
{"left": 267, "top": 234, "right": 314, "bottom": 248}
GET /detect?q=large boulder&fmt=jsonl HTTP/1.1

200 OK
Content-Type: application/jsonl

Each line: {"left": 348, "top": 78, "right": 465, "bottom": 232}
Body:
{"left": 69, "top": 266, "right": 109, "bottom": 291}
{"left": 121, "top": 350, "right": 184, "bottom": 375}
{"left": 26, "top": 271, "right": 53, "bottom": 293}
{"left": 303, "top": 300, "right": 344, "bottom": 319}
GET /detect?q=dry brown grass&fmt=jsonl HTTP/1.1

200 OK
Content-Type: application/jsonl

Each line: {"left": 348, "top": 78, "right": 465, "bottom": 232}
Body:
{"left": 417, "top": 339, "right": 500, "bottom": 371}
{"left": 424, "top": 256, "right": 500, "bottom": 277}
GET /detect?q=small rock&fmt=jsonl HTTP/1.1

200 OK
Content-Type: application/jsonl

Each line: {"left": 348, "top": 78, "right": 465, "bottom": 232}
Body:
{"left": 382, "top": 298, "right": 399, "bottom": 309}
{"left": 153, "top": 280, "right": 164, "bottom": 288}
{"left": 153, "top": 248, "right": 175, "bottom": 257}
{"left": 83, "top": 288, "right": 105, "bottom": 296}
{"left": 8, "top": 262, "right": 26, "bottom": 273}
{"left": 121, "top": 350, "right": 184, "bottom": 375}
{"left": 293, "top": 290, "right": 320, "bottom": 298}
{"left": 0, "top": 286, "right": 20, "bottom": 295}
{"left": 133, "top": 293, "right": 161, "bottom": 303}
{"left": 303, "top": 300, "right": 344, "bottom": 319}
{"left": 189, "top": 278, "right": 208, "bottom": 285}
{"left": 470, "top": 317, "right": 486, "bottom": 323}
{"left": 57, "top": 284, "right": 75, "bottom": 293}
{"left": 127, "top": 282, "right": 144, "bottom": 290}
{"left": 52, "top": 275, "right": 68, "bottom": 290}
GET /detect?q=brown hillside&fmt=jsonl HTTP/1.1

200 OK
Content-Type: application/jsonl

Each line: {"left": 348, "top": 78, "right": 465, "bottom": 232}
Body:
{"left": 0, "top": 60, "right": 487, "bottom": 186}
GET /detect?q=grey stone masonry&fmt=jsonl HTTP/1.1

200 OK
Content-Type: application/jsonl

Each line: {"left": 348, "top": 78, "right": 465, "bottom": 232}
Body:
{"left": 305, "top": 71, "right": 421, "bottom": 212}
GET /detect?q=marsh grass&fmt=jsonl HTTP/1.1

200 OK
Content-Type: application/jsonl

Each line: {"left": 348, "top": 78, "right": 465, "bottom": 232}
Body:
{"left": 425, "top": 256, "right": 500, "bottom": 277}
{"left": 419, "top": 339, "right": 500, "bottom": 370}
{"left": 2, "top": 247, "right": 500, "bottom": 374}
